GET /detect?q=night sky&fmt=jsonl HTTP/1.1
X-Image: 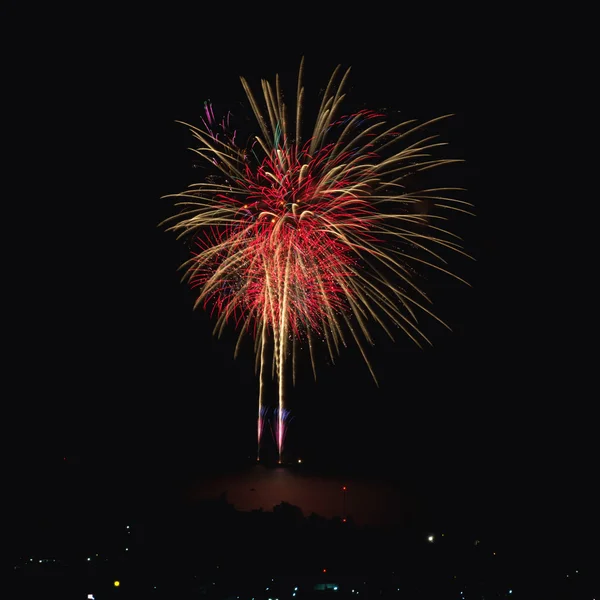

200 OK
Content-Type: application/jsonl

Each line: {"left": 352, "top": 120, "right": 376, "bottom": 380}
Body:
{"left": 9, "top": 7, "right": 595, "bottom": 570}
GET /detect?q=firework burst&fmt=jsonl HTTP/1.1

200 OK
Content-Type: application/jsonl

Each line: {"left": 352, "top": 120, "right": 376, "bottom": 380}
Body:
{"left": 162, "top": 58, "right": 473, "bottom": 461}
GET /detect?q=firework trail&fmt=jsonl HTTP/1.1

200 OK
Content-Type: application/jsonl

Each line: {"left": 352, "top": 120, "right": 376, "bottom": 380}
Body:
{"left": 268, "top": 408, "right": 294, "bottom": 460}
{"left": 257, "top": 406, "right": 269, "bottom": 461}
{"left": 162, "top": 59, "right": 472, "bottom": 462}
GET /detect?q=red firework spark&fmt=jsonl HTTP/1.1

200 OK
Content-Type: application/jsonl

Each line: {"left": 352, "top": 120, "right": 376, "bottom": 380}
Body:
{"left": 189, "top": 140, "right": 380, "bottom": 339}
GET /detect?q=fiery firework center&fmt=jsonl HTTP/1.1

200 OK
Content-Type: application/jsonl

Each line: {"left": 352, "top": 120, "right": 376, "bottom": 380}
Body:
{"left": 162, "top": 58, "right": 472, "bottom": 462}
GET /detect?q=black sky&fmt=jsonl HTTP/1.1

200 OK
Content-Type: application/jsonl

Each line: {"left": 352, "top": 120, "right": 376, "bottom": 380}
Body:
{"left": 51, "top": 57, "right": 489, "bottom": 464}
{"left": 8, "top": 7, "right": 596, "bottom": 559}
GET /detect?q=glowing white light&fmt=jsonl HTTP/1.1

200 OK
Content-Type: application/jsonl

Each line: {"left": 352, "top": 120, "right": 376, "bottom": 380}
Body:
{"left": 294, "top": 588, "right": 298, "bottom": 591}
{"left": 87, "top": 557, "right": 91, "bottom": 561}
{"left": 428, "top": 535, "right": 434, "bottom": 542}
{"left": 88, "top": 595, "right": 95, "bottom": 599}
{"left": 334, "top": 587, "right": 338, "bottom": 591}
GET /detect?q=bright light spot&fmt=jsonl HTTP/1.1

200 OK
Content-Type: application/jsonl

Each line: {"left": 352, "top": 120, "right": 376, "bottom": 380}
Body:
{"left": 114, "top": 581, "right": 120, "bottom": 587}
{"left": 334, "top": 586, "right": 338, "bottom": 591}
{"left": 342, "top": 486, "right": 347, "bottom": 491}
{"left": 294, "top": 588, "right": 298, "bottom": 591}
{"left": 88, "top": 595, "right": 95, "bottom": 599}
{"left": 323, "top": 568, "right": 327, "bottom": 573}
{"left": 298, "top": 459, "right": 302, "bottom": 463}
{"left": 125, "top": 548, "right": 128, "bottom": 551}
{"left": 87, "top": 557, "right": 91, "bottom": 561}
{"left": 508, "top": 591, "right": 512, "bottom": 595}
{"left": 126, "top": 525, "right": 130, "bottom": 529}
{"left": 428, "top": 535, "right": 434, "bottom": 542}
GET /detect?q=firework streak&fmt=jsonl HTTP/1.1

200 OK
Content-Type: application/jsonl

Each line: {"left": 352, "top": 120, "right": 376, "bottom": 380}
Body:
{"left": 162, "top": 59, "right": 473, "bottom": 462}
